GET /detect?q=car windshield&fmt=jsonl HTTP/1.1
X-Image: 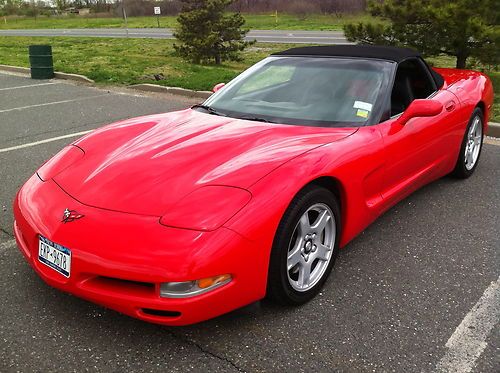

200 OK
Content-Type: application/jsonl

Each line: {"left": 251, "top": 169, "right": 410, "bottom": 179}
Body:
{"left": 202, "top": 56, "right": 393, "bottom": 127}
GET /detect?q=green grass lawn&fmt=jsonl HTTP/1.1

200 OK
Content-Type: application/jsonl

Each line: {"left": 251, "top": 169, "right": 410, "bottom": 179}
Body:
{"left": 488, "top": 72, "right": 500, "bottom": 123}
{"left": 0, "top": 36, "right": 297, "bottom": 90}
{"left": 0, "top": 15, "right": 177, "bottom": 29}
{"left": 0, "top": 13, "right": 379, "bottom": 30}
{"left": 0, "top": 36, "right": 497, "bottom": 121}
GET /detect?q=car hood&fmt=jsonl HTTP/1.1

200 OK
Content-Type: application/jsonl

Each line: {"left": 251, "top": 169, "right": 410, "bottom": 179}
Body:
{"left": 54, "top": 109, "right": 357, "bottom": 216}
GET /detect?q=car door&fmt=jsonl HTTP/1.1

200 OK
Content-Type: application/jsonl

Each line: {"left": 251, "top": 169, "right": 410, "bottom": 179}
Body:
{"left": 377, "top": 58, "right": 461, "bottom": 207}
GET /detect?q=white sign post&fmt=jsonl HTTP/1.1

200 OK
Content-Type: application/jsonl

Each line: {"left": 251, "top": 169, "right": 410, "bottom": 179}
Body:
{"left": 123, "top": 6, "right": 129, "bottom": 38}
{"left": 154, "top": 7, "right": 161, "bottom": 28}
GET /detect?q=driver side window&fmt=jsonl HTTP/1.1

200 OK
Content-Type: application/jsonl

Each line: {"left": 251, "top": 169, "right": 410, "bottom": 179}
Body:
{"left": 391, "top": 58, "right": 436, "bottom": 117}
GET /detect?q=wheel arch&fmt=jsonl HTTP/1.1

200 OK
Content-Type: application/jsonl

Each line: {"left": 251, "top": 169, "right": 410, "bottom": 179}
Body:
{"left": 474, "top": 102, "right": 488, "bottom": 133}
{"left": 309, "top": 176, "right": 343, "bottom": 202}
{"left": 476, "top": 101, "right": 486, "bottom": 114}
{"left": 306, "top": 176, "right": 347, "bottom": 233}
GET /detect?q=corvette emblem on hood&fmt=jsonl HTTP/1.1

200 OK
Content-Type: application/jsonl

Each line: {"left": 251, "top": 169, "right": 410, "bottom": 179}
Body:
{"left": 62, "top": 208, "right": 84, "bottom": 223}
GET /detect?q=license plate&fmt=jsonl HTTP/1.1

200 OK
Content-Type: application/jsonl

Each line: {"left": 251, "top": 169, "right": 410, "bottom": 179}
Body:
{"left": 38, "top": 236, "right": 71, "bottom": 277}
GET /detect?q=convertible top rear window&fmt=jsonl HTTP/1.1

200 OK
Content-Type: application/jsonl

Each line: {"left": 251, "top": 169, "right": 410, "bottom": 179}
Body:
{"left": 203, "top": 56, "right": 394, "bottom": 127}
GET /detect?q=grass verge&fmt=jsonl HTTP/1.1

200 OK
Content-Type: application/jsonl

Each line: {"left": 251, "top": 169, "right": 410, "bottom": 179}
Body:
{"left": 0, "top": 36, "right": 296, "bottom": 90}
{"left": 0, "top": 13, "right": 379, "bottom": 31}
{"left": 488, "top": 73, "right": 500, "bottom": 123}
{"left": 0, "top": 36, "right": 497, "bottom": 121}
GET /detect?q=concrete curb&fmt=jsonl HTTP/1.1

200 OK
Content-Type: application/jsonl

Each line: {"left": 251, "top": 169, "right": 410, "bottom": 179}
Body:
{"left": 488, "top": 122, "right": 500, "bottom": 138}
{"left": 129, "top": 83, "right": 212, "bottom": 99}
{"left": 54, "top": 71, "right": 94, "bottom": 83}
{"left": 0, "top": 64, "right": 30, "bottom": 75}
{"left": 0, "top": 64, "right": 209, "bottom": 99}
{"left": 0, "top": 64, "right": 94, "bottom": 83}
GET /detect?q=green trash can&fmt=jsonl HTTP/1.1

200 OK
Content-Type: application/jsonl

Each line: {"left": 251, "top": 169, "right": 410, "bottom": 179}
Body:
{"left": 29, "top": 45, "right": 54, "bottom": 79}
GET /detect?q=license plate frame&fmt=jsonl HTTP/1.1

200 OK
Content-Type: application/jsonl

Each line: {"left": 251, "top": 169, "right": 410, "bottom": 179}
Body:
{"left": 38, "top": 235, "right": 72, "bottom": 278}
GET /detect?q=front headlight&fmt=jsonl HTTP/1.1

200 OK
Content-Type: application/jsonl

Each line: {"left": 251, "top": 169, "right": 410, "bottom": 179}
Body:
{"left": 159, "top": 185, "right": 251, "bottom": 231}
{"left": 160, "top": 274, "right": 232, "bottom": 298}
{"left": 37, "top": 145, "right": 84, "bottom": 181}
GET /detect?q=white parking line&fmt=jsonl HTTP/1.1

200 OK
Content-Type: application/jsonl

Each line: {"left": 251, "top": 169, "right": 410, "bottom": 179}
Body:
{"left": 0, "top": 82, "right": 58, "bottom": 91}
{"left": 0, "top": 239, "right": 17, "bottom": 253}
{"left": 435, "top": 276, "right": 500, "bottom": 373}
{"left": 0, "top": 130, "right": 93, "bottom": 153}
{"left": 0, "top": 93, "right": 113, "bottom": 114}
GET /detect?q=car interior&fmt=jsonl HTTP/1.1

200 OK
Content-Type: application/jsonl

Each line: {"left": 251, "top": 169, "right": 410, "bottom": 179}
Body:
{"left": 391, "top": 58, "right": 437, "bottom": 116}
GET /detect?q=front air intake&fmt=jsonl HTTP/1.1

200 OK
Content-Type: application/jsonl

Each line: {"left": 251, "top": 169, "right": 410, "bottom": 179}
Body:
{"left": 141, "top": 309, "right": 181, "bottom": 318}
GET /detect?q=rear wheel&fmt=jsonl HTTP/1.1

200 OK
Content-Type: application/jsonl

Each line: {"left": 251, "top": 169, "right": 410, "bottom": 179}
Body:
{"left": 267, "top": 185, "right": 340, "bottom": 305}
{"left": 451, "top": 108, "right": 484, "bottom": 178}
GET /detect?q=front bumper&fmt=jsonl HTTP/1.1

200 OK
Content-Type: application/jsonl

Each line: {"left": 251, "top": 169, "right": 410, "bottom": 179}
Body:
{"left": 14, "top": 174, "right": 268, "bottom": 326}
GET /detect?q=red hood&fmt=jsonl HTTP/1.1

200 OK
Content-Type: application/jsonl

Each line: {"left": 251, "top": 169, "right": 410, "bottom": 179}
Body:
{"left": 54, "top": 109, "right": 356, "bottom": 216}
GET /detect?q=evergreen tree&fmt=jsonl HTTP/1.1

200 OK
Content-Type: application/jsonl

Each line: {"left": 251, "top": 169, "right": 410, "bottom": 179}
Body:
{"left": 344, "top": 0, "right": 499, "bottom": 69}
{"left": 174, "top": 0, "right": 253, "bottom": 65}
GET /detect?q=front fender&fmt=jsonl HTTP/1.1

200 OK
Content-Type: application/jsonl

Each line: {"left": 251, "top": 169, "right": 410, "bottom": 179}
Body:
{"left": 224, "top": 125, "right": 386, "bottom": 251}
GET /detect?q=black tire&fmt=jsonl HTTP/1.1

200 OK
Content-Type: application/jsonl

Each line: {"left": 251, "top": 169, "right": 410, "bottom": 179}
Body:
{"left": 266, "top": 185, "right": 341, "bottom": 305}
{"left": 451, "top": 107, "right": 484, "bottom": 178}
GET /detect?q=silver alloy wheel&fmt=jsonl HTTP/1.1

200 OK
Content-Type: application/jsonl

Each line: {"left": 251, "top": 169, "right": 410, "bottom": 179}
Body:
{"left": 286, "top": 203, "right": 335, "bottom": 292}
{"left": 464, "top": 115, "right": 482, "bottom": 171}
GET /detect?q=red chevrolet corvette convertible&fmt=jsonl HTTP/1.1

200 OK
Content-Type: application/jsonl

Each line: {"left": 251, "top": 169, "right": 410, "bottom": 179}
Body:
{"left": 14, "top": 45, "right": 494, "bottom": 325}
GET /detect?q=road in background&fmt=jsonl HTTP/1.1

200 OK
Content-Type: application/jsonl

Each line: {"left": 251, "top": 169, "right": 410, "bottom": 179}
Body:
{"left": 0, "top": 28, "right": 350, "bottom": 44}
{"left": 0, "top": 72, "right": 498, "bottom": 373}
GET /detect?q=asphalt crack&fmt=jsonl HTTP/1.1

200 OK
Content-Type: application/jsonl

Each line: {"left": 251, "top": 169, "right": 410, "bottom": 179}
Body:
{"left": 165, "top": 330, "right": 246, "bottom": 373}
{"left": 0, "top": 227, "right": 13, "bottom": 238}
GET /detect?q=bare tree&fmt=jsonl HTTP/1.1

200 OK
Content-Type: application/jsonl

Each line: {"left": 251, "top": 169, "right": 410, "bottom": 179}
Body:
{"left": 55, "top": 0, "right": 68, "bottom": 12}
{"left": 288, "top": 1, "right": 320, "bottom": 20}
{"left": 230, "top": 0, "right": 366, "bottom": 13}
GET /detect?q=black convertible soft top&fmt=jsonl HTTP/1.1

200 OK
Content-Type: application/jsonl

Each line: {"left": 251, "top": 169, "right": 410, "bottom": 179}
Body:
{"left": 272, "top": 45, "right": 444, "bottom": 88}
{"left": 272, "top": 45, "right": 421, "bottom": 62}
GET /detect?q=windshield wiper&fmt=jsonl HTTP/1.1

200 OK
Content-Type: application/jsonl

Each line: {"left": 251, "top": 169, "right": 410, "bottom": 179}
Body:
{"left": 237, "top": 115, "right": 275, "bottom": 123}
{"left": 191, "top": 104, "right": 227, "bottom": 117}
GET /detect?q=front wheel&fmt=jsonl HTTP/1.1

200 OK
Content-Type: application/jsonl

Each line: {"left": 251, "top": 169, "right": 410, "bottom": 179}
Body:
{"left": 451, "top": 108, "right": 484, "bottom": 178}
{"left": 266, "top": 185, "right": 341, "bottom": 305}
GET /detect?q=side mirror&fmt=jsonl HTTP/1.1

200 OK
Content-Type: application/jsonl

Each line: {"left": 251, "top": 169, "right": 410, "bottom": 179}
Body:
{"left": 397, "top": 99, "right": 443, "bottom": 126}
{"left": 212, "top": 83, "right": 226, "bottom": 93}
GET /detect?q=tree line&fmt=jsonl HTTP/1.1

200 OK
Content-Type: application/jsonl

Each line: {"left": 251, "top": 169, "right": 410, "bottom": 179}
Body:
{"left": 344, "top": 0, "right": 498, "bottom": 69}
{"left": 175, "top": 0, "right": 497, "bottom": 70}
{"left": 1, "top": 0, "right": 367, "bottom": 17}
{"left": 0, "top": 0, "right": 111, "bottom": 16}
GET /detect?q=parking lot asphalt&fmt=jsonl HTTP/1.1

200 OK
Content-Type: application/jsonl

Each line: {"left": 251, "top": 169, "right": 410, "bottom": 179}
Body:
{"left": 0, "top": 72, "right": 498, "bottom": 373}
